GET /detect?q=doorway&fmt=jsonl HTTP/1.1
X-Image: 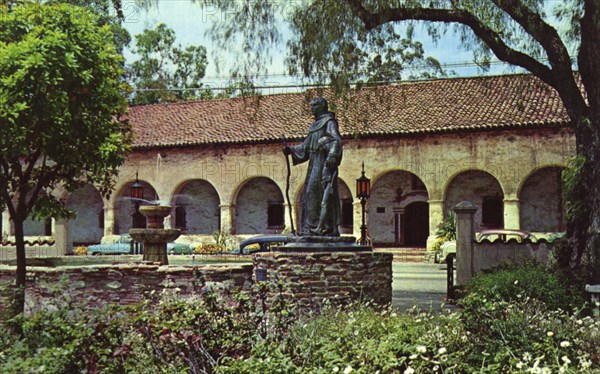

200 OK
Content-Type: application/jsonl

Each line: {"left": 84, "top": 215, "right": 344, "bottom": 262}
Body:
{"left": 403, "top": 201, "right": 429, "bottom": 247}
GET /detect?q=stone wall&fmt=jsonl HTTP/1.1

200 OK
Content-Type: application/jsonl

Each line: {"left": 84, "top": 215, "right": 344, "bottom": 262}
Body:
{"left": 252, "top": 252, "right": 393, "bottom": 308}
{"left": 0, "top": 264, "right": 253, "bottom": 316}
{"left": 473, "top": 242, "right": 552, "bottom": 273}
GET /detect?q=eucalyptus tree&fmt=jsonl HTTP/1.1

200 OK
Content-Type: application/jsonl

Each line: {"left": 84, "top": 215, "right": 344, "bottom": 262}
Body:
{"left": 0, "top": 2, "right": 131, "bottom": 310}
{"left": 190, "top": 0, "right": 599, "bottom": 284}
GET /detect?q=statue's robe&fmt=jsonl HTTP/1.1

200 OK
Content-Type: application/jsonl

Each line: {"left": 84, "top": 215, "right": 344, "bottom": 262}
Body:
{"left": 290, "top": 112, "right": 343, "bottom": 236}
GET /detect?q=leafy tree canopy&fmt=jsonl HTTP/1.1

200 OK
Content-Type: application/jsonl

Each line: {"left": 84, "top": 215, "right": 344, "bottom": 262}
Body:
{"left": 0, "top": 1, "right": 131, "bottom": 292}
{"left": 128, "top": 23, "right": 210, "bottom": 104}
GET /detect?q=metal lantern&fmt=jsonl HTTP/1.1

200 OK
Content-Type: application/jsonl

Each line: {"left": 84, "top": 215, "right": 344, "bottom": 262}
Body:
{"left": 130, "top": 172, "right": 144, "bottom": 200}
{"left": 356, "top": 162, "right": 371, "bottom": 199}
{"left": 356, "top": 162, "right": 371, "bottom": 246}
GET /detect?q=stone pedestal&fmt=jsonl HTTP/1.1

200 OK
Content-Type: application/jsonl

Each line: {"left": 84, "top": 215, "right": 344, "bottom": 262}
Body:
{"left": 253, "top": 237, "right": 391, "bottom": 309}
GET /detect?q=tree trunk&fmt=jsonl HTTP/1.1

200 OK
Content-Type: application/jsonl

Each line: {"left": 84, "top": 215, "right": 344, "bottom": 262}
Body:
{"left": 572, "top": 0, "right": 600, "bottom": 285}
{"left": 13, "top": 216, "right": 27, "bottom": 314}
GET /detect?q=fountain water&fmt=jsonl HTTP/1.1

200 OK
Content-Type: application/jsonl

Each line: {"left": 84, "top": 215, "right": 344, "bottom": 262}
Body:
{"left": 129, "top": 205, "right": 180, "bottom": 265}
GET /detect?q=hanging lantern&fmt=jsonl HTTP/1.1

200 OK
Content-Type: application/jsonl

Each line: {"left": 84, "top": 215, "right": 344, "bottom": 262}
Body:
{"left": 130, "top": 171, "right": 144, "bottom": 200}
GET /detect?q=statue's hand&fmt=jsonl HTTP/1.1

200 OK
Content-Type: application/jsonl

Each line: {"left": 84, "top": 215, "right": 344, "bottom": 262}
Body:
{"left": 283, "top": 146, "right": 292, "bottom": 156}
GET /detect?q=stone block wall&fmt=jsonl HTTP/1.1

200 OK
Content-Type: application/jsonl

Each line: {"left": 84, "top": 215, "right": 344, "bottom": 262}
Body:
{"left": 252, "top": 252, "right": 393, "bottom": 308}
{"left": 0, "top": 264, "right": 253, "bottom": 316}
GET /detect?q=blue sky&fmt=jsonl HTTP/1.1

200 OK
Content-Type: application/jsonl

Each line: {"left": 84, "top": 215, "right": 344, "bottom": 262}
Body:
{"left": 120, "top": 0, "right": 524, "bottom": 93}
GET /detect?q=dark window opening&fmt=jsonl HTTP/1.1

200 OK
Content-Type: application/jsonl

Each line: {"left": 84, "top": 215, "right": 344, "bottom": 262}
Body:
{"left": 482, "top": 197, "right": 503, "bottom": 229}
{"left": 175, "top": 206, "right": 187, "bottom": 230}
{"left": 341, "top": 199, "right": 353, "bottom": 227}
{"left": 44, "top": 218, "right": 52, "bottom": 236}
{"left": 377, "top": 207, "right": 386, "bottom": 214}
{"left": 267, "top": 203, "right": 285, "bottom": 228}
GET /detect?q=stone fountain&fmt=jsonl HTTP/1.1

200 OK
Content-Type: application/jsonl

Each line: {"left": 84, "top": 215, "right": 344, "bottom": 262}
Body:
{"left": 129, "top": 205, "right": 180, "bottom": 265}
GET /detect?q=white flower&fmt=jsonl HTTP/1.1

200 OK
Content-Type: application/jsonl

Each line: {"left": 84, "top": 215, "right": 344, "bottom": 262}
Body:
{"left": 438, "top": 347, "right": 447, "bottom": 355}
{"left": 391, "top": 312, "right": 397, "bottom": 317}
{"left": 517, "top": 294, "right": 522, "bottom": 298}
{"left": 416, "top": 345, "right": 427, "bottom": 354}
{"left": 581, "top": 358, "right": 592, "bottom": 369}
{"left": 409, "top": 354, "right": 418, "bottom": 360}
{"left": 343, "top": 365, "right": 353, "bottom": 374}
{"left": 332, "top": 367, "right": 339, "bottom": 373}
{"left": 514, "top": 280, "right": 519, "bottom": 285}
{"left": 561, "top": 356, "right": 571, "bottom": 365}
{"left": 560, "top": 341, "right": 571, "bottom": 347}
{"left": 547, "top": 331, "right": 554, "bottom": 337}
{"left": 516, "top": 361, "right": 524, "bottom": 369}
{"left": 523, "top": 352, "right": 532, "bottom": 362}
{"left": 404, "top": 368, "right": 415, "bottom": 374}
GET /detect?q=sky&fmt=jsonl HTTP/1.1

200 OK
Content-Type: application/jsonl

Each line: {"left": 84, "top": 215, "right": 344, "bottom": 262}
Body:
{"left": 119, "top": 0, "right": 524, "bottom": 95}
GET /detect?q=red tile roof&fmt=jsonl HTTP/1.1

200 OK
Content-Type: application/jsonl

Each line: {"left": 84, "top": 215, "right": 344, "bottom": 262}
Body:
{"left": 126, "top": 74, "right": 570, "bottom": 149}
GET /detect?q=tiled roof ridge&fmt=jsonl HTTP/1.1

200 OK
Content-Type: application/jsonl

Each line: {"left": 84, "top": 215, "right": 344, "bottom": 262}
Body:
{"left": 128, "top": 72, "right": 538, "bottom": 110}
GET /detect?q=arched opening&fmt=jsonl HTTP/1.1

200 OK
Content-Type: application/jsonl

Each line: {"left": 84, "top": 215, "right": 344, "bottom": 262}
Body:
{"left": 519, "top": 166, "right": 565, "bottom": 232}
{"left": 66, "top": 184, "right": 104, "bottom": 245}
{"left": 114, "top": 181, "right": 159, "bottom": 235}
{"left": 369, "top": 171, "right": 429, "bottom": 246}
{"left": 171, "top": 179, "right": 220, "bottom": 235}
{"left": 235, "top": 177, "right": 285, "bottom": 235}
{"left": 444, "top": 170, "right": 504, "bottom": 231}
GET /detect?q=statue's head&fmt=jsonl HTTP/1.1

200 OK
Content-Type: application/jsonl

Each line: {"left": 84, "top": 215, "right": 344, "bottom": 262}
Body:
{"left": 310, "top": 97, "right": 328, "bottom": 116}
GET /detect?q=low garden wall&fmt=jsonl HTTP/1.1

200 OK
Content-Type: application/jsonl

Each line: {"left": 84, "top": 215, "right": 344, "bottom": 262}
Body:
{"left": 0, "top": 264, "right": 254, "bottom": 316}
{"left": 473, "top": 242, "right": 552, "bottom": 273}
{"left": 252, "top": 252, "right": 393, "bottom": 308}
{"left": 0, "top": 251, "right": 394, "bottom": 316}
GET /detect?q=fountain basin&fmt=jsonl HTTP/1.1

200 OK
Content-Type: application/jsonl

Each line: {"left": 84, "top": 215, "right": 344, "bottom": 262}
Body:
{"left": 139, "top": 205, "right": 173, "bottom": 228}
{"left": 129, "top": 229, "right": 181, "bottom": 244}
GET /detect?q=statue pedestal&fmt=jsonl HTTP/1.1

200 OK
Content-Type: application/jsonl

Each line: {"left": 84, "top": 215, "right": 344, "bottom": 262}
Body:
{"left": 274, "top": 235, "right": 372, "bottom": 252}
{"left": 253, "top": 237, "right": 390, "bottom": 310}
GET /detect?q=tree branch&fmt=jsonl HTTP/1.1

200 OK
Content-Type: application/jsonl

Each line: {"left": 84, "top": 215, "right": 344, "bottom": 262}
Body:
{"left": 345, "top": 0, "right": 553, "bottom": 83}
{"left": 344, "top": 0, "right": 589, "bottom": 119}
{"left": 492, "top": 0, "right": 572, "bottom": 72}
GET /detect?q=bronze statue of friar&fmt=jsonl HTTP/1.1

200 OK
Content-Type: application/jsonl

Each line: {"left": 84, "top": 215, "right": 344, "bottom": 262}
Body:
{"left": 283, "top": 97, "right": 343, "bottom": 237}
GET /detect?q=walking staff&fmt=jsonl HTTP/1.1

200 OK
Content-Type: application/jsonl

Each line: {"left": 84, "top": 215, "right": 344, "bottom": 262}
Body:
{"left": 281, "top": 134, "right": 296, "bottom": 235}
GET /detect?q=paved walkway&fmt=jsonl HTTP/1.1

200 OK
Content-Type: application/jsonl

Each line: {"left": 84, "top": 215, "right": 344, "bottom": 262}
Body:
{"left": 391, "top": 262, "right": 457, "bottom": 312}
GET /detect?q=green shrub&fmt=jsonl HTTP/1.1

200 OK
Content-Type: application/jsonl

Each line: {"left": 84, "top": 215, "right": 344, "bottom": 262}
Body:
{"left": 460, "top": 261, "right": 588, "bottom": 313}
{"left": 0, "top": 281, "right": 297, "bottom": 373}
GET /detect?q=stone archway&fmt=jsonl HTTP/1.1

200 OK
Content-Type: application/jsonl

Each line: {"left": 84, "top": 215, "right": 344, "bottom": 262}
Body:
{"left": 114, "top": 181, "right": 159, "bottom": 235}
{"left": 444, "top": 170, "right": 504, "bottom": 231}
{"left": 171, "top": 180, "right": 220, "bottom": 235}
{"left": 235, "top": 177, "right": 285, "bottom": 235}
{"left": 66, "top": 184, "right": 104, "bottom": 245}
{"left": 369, "top": 170, "right": 429, "bottom": 246}
{"left": 519, "top": 166, "right": 565, "bottom": 232}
